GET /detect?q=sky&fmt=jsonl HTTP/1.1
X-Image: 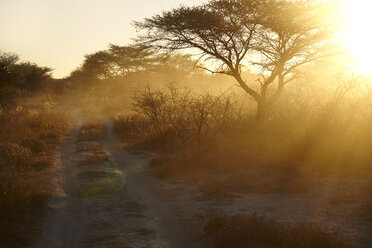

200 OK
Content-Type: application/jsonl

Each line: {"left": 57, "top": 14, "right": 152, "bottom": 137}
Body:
{"left": 1, "top": 0, "right": 371, "bottom": 78}
{"left": 0, "top": 0, "right": 204, "bottom": 78}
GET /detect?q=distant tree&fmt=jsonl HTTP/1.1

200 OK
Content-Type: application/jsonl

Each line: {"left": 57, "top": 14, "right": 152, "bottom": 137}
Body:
{"left": 0, "top": 52, "right": 20, "bottom": 85}
{"left": 78, "top": 50, "right": 114, "bottom": 80}
{"left": 0, "top": 52, "right": 52, "bottom": 106}
{"left": 135, "top": 0, "right": 337, "bottom": 120}
{"left": 108, "top": 44, "right": 161, "bottom": 75}
{"left": 69, "top": 44, "right": 161, "bottom": 85}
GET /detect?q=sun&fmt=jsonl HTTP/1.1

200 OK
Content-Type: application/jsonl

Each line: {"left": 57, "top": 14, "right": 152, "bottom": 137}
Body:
{"left": 338, "top": 0, "right": 372, "bottom": 75}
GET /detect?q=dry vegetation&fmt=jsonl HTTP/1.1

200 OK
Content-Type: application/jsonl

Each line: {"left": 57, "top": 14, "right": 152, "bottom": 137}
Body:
{"left": 203, "top": 214, "right": 350, "bottom": 248}
{"left": 76, "top": 144, "right": 106, "bottom": 152}
{"left": 79, "top": 152, "right": 109, "bottom": 165}
{"left": 113, "top": 79, "right": 372, "bottom": 246}
{"left": 114, "top": 82, "right": 372, "bottom": 191}
{"left": 76, "top": 120, "right": 110, "bottom": 166}
{"left": 78, "top": 152, "right": 110, "bottom": 166}
{"left": 77, "top": 119, "right": 105, "bottom": 141}
{"left": 0, "top": 107, "right": 70, "bottom": 247}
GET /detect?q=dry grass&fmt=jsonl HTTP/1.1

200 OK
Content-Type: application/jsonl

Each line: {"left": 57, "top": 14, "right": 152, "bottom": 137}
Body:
{"left": 203, "top": 214, "right": 350, "bottom": 248}
{"left": 86, "top": 233, "right": 119, "bottom": 244}
{"left": 77, "top": 119, "right": 104, "bottom": 141}
{"left": 75, "top": 143, "right": 109, "bottom": 166}
{"left": 76, "top": 122, "right": 109, "bottom": 166}
{"left": 78, "top": 152, "right": 110, "bottom": 166}
{"left": 77, "top": 171, "right": 108, "bottom": 179}
{"left": 114, "top": 85, "right": 372, "bottom": 203}
{"left": 150, "top": 155, "right": 309, "bottom": 198}
{"left": 0, "top": 107, "right": 70, "bottom": 247}
{"left": 98, "top": 242, "right": 134, "bottom": 248}
{"left": 75, "top": 144, "right": 105, "bottom": 153}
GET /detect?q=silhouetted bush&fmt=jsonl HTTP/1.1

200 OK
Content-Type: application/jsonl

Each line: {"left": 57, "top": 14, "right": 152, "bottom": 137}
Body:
{"left": 115, "top": 84, "right": 234, "bottom": 152}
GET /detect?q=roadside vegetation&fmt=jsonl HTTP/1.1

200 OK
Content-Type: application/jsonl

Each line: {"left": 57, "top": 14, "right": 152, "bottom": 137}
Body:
{"left": 0, "top": 52, "right": 71, "bottom": 247}
{"left": 0, "top": 107, "right": 70, "bottom": 247}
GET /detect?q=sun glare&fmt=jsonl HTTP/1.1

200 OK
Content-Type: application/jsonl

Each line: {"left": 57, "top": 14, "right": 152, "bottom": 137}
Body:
{"left": 339, "top": 0, "right": 372, "bottom": 75}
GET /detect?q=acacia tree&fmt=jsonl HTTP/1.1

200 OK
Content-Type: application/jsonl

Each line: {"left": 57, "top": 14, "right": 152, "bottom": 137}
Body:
{"left": 135, "top": 0, "right": 337, "bottom": 120}
{"left": 70, "top": 44, "right": 160, "bottom": 82}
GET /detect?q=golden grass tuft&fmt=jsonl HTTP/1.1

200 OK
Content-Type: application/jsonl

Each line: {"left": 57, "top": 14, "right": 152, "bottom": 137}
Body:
{"left": 77, "top": 119, "right": 104, "bottom": 141}
{"left": 78, "top": 152, "right": 110, "bottom": 166}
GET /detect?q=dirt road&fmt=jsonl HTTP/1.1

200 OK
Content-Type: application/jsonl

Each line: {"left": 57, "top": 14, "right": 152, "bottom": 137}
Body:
{"left": 36, "top": 117, "right": 199, "bottom": 248}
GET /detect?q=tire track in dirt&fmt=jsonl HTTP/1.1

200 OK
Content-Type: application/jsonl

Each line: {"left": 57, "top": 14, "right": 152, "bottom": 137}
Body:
{"left": 36, "top": 115, "right": 199, "bottom": 248}
{"left": 36, "top": 124, "right": 84, "bottom": 248}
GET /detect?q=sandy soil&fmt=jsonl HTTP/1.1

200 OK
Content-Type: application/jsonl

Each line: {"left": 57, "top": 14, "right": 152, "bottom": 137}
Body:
{"left": 155, "top": 179, "right": 372, "bottom": 248}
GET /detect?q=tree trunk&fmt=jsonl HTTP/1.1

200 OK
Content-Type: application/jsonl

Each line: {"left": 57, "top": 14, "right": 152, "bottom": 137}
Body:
{"left": 256, "top": 99, "right": 267, "bottom": 121}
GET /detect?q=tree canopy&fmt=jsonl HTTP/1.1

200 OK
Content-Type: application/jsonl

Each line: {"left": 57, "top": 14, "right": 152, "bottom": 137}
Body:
{"left": 69, "top": 44, "right": 161, "bottom": 85}
{"left": 0, "top": 52, "right": 53, "bottom": 106}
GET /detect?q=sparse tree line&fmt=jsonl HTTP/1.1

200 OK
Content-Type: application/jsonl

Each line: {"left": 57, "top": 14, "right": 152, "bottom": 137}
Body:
{"left": 1, "top": 0, "right": 341, "bottom": 121}
{"left": 61, "top": 0, "right": 339, "bottom": 121}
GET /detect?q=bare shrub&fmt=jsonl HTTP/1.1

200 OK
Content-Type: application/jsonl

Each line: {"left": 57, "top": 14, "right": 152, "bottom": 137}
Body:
{"left": 117, "top": 84, "right": 234, "bottom": 152}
